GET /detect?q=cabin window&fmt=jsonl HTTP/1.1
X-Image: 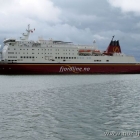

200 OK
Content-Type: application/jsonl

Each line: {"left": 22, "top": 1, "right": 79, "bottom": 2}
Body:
{"left": 8, "top": 52, "right": 14, "bottom": 54}
{"left": 106, "top": 60, "right": 109, "bottom": 62}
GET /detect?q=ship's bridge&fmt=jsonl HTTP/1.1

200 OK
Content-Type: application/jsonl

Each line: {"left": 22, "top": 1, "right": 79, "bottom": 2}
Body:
{"left": 3, "top": 39, "right": 16, "bottom": 45}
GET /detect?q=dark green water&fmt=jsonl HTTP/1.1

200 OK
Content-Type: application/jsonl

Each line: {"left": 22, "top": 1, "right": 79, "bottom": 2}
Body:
{"left": 0, "top": 75, "right": 140, "bottom": 140}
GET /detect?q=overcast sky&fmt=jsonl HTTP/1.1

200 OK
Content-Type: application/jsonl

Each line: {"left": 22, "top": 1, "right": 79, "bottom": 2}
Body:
{"left": 0, "top": 0, "right": 140, "bottom": 60}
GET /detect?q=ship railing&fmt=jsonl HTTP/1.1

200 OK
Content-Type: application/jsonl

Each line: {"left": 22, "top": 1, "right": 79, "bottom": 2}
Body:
{"left": 53, "top": 44, "right": 95, "bottom": 49}
{"left": 78, "top": 45, "right": 95, "bottom": 48}
{"left": 54, "top": 43, "right": 94, "bottom": 46}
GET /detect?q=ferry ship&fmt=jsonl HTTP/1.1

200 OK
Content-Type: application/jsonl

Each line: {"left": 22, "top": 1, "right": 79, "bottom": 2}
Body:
{"left": 0, "top": 25, "right": 140, "bottom": 74}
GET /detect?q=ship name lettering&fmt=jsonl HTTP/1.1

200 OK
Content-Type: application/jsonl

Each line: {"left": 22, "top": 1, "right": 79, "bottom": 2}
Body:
{"left": 59, "top": 66, "right": 90, "bottom": 73}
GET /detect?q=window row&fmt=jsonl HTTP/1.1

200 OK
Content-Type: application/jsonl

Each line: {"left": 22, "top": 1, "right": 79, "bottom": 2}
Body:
{"left": 8, "top": 60, "right": 17, "bottom": 61}
{"left": 8, "top": 56, "right": 17, "bottom": 58}
{"left": 20, "top": 48, "right": 53, "bottom": 51}
{"left": 55, "top": 57, "right": 92, "bottom": 59}
{"left": 8, "top": 52, "right": 14, "bottom": 54}
{"left": 94, "top": 60, "right": 101, "bottom": 62}
{"left": 20, "top": 56, "right": 35, "bottom": 59}
{"left": 8, "top": 48, "right": 77, "bottom": 52}
{"left": 94, "top": 60, "right": 110, "bottom": 62}
{"left": 55, "top": 57, "right": 76, "bottom": 59}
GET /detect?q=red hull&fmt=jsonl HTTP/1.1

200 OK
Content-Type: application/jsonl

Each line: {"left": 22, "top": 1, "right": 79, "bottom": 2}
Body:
{"left": 1, "top": 63, "right": 140, "bottom": 74}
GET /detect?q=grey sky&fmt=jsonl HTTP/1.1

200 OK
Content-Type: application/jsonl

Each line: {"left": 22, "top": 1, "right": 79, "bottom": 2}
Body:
{"left": 0, "top": 0, "right": 140, "bottom": 60}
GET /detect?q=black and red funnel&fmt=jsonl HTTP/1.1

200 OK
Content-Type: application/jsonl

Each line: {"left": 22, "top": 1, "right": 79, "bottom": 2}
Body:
{"left": 104, "top": 36, "right": 121, "bottom": 55}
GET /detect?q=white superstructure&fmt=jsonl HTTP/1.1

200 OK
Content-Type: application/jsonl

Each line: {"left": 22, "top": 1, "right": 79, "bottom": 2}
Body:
{"left": 0, "top": 25, "right": 137, "bottom": 64}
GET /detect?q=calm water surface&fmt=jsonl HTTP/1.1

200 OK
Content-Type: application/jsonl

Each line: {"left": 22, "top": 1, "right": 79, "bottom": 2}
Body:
{"left": 0, "top": 75, "right": 140, "bottom": 140}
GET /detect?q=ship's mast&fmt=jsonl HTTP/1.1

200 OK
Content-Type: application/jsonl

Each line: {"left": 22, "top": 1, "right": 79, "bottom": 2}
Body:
{"left": 93, "top": 40, "right": 97, "bottom": 50}
{"left": 112, "top": 35, "right": 115, "bottom": 41}
{"left": 20, "top": 24, "right": 33, "bottom": 41}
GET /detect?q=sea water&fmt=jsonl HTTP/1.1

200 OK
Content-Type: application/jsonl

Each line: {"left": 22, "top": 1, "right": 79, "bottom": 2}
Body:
{"left": 0, "top": 74, "right": 140, "bottom": 140}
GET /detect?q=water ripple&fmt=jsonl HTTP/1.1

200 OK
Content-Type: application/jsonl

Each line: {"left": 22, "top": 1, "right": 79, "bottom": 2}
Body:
{"left": 0, "top": 75, "right": 140, "bottom": 139}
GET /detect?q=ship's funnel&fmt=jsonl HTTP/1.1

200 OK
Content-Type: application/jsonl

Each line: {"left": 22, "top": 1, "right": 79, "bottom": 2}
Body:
{"left": 105, "top": 37, "right": 121, "bottom": 55}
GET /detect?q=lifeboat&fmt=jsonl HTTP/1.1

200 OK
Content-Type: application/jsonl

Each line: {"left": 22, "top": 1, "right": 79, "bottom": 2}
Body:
{"left": 78, "top": 49, "right": 92, "bottom": 52}
{"left": 78, "top": 49, "right": 92, "bottom": 55}
{"left": 92, "top": 50, "right": 101, "bottom": 54}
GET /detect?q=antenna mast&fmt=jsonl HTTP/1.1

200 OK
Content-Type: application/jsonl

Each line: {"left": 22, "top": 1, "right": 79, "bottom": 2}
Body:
{"left": 20, "top": 24, "right": 34, "bottom": 41}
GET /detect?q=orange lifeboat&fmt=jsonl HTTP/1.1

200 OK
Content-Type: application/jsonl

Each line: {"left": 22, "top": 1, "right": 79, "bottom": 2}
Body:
{"left": 92, "top": 50, "right": 101, "bottom": 54}
{"left": 78, "top": 49, "right": 92, "bottom": 53}
{"left": 78, "top": 49, "right": 92, "bottom": 55}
